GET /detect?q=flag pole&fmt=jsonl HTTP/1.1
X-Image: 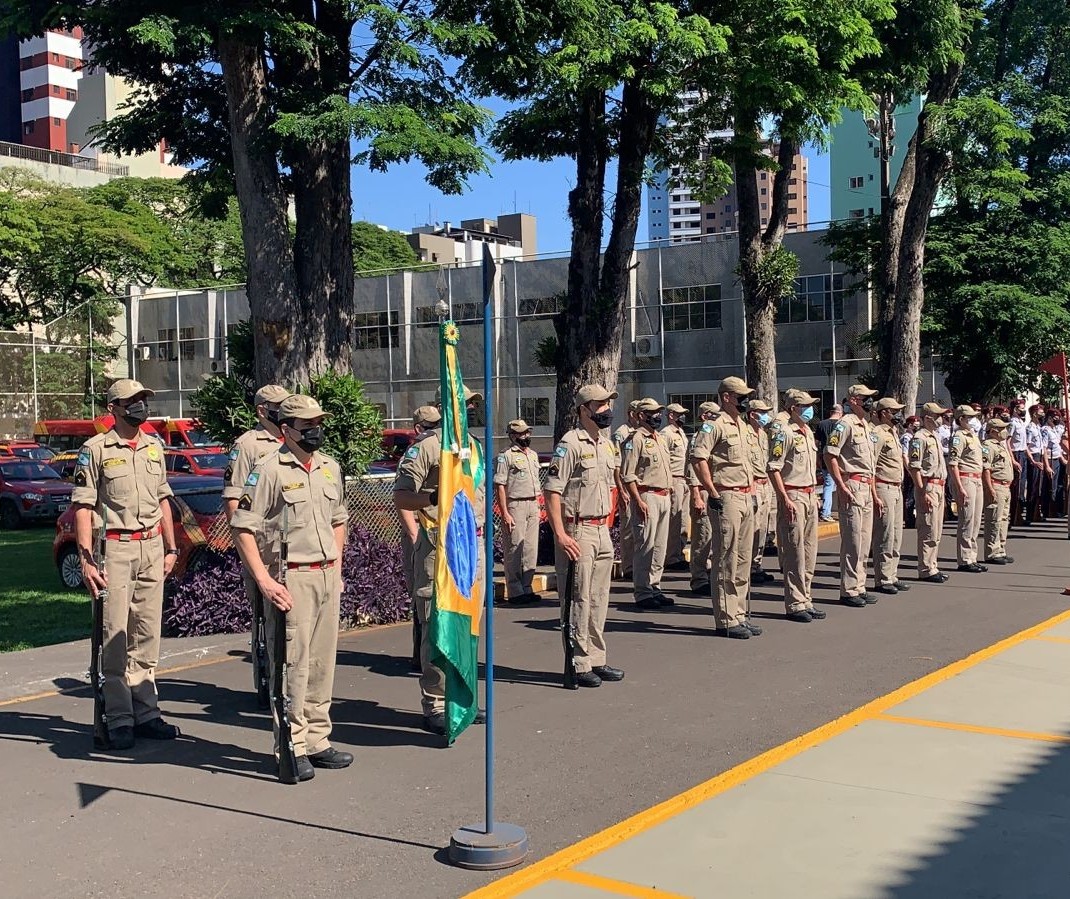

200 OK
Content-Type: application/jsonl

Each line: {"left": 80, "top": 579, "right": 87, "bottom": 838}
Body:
{"left": 449, "top": 243, "right": 528, "bottom": 870}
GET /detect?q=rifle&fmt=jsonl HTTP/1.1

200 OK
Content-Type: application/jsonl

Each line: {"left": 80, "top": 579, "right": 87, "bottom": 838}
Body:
{"left": 251, "top": 588, "right": 270, "bottom": 709}
{"left": 273, "top": 504, "right": 299, "bottom": 785}
{"left": 90, "top": 507, "right": 108, "bottom": 749}
{"left": 561, "top": 559, "right": 577, "bottom": 690}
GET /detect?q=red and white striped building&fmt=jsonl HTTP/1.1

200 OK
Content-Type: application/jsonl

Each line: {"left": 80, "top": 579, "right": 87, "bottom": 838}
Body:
{"left": 11, "top": 27, "right": 85, "bottom": 153}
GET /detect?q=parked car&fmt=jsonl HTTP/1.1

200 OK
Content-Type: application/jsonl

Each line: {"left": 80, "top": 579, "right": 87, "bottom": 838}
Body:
{"left": 372, "top": 428, "right": 418, "bottom": 471}
{"left": 164, "top": 448, "right": 229, "bottom": 477}
{"left": 0, "top": 441, "right": 55, "bottom": 463}
{"left": 53, "top": 475, "right": 227, "bottom": 589}
{"left": 0, "top": 460, "right": 73, "bottom": 528}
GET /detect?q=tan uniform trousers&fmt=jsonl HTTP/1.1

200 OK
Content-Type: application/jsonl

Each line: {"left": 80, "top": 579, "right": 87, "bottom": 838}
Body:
{"left": 265, "top": 565, "right": 340, "bottom": 757}
{"left": 413, "top": 529, "right": 485, "bottom": 715}
{"left": 666, "top": 478, "right": 688, "bottom": 565}
{"left": 956, "top": 476, "right": 984, "bottom": 565}
{"left": 872, "top": 481, "right": 904, "bottom": 588}
{"left": 504, "top": 498, "right": 540, "bottom": 598}
{"left": 401, "top": 532, "right": 415, "bottom": 595}
{"left": 632, "top": 490, "right": 671, "bottom": 601}
{"left": 689, "top": 497, "right": 713, "bottom": 590}
{"left": 101, "top": 533, "right": 165, "bottom": 731}
{"left": 710, "top": 490, "right": 755, "bottom": 628}
{"left": 840, "top": 479, "right": 873, "bottom": 597}
{"left": 752, "top": 480, "right": 774, "bottom": 571}
{"left": 618, "top": 497, "right": 635, "bottom": 575}
{"left": 984, "top": 484, "right": 1011, "bottom": 561}
{"left": 777, "top": 490, "right": 817, "bottom": 613}
{"left": 555, "top": 523, "right": 613, "bottom": 673}
{"left": 916, "top": 486, "right": 946, "bottom": 576}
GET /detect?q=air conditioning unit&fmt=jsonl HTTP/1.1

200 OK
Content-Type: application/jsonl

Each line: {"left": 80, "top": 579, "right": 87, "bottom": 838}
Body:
{"left": 137, "top": 346, "right": 151, "bottom": 361}
{"left": 210, "top": 360, "right": 225, "bottom": 373}
{"left": 634, "top": 334, "right": 662, "bottom": 359}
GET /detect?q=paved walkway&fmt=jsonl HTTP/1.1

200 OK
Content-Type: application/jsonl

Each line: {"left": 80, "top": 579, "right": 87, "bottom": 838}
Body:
{"left": 470, "top": 602, "right": 1070, "bottom": 898}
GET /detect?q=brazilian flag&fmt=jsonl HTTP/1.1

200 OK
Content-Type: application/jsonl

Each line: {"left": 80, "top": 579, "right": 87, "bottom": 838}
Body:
{"left": 429, "top": 320, "right": 485, "bottom": 744}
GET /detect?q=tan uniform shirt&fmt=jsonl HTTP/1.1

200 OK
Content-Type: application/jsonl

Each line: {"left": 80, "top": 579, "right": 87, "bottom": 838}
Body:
{"left": 684, "top": 431, "right": 704, "bottom": 489}
{"left": 493, "top": 445, "right": 541, "bottom": 499}
{"left": 825, "top": 411, "right": 877, "bottom": 475}
{"left": 660, "top": 424, "right": 688, "bottom": 478}
{"left": 874, "top": 423, "right": 905, "bottom": 483}
{"left": 768, "top": 419, "right": 817, "bottom": 486}
{"left": 230, "top": 449, "right": 347, "bottom": 565}
{"left": 948, "top": 427, "right": 984, "bottom": 474}
{"left": 71, "top": 430, "right": 174, "bottom": 530}
{"left": 690, "top": 414, "right": 754, "bottom": 489}
{"left": 982, "top": 439, "right": 1014, "bottom": 482}
{"left": 909, "top": 427, "right": 948, "bottom": 480}
{"left": 747, "top": 426, "right": 770, "bottom": 479}
{"left": 393, "top": 429, "right": 486, "bottom": 526}
{"left": 223, "top": 425, "right": 283, "bottom": 500}
{"left": 544, "top": 427, "right": 616, "bottom": 519}
{"left": 620, "top": 428, "right": 672, "bottom": 489}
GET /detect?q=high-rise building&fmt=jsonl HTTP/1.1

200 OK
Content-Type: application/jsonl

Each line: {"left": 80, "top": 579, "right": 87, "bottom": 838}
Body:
{"left": 829, "top": 97, "right": 923, "bottom": 223}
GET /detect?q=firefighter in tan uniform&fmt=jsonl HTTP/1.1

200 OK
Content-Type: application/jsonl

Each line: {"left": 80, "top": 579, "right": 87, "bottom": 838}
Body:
{"left": 949, "top": 404, "right": 987, "bottom": 573}
{"left": 232, "top": 395, "right": 352, "bottom": 781}
{"left": 494, "top": 418, "right": 543, "bottom": 604}
{"left": 768, "top": 389, "right": 825, "bottom": 622}
{"left": 824, "top": 384, "right": 879, "bottom": 607}
{"left": 686, "top": 401, "right": 720, "bottom": 594}
{"left": 544, "top": 385, "right": 623, "bottom": 687}
{"left": 613, "top": 402, "right": 641, "bottom": 579}
{"left": 982, "top": 418, "right": 1015, "bottom": 565}
{"left": 871, "top": 397, "right": 911, "bottom": 595}
{"left": 73, "top": 379, "right": 180, "bottom": 750}
{"left": 910, "top": 402, "right": 952, "bottom": 582}
{"left": 747, "top": 399, "right": 776, "bottom": 585}
{"left": 662, "top": 403, "right": 690, "bottom": 570}
{"left": 621, "top": 398, "right": 673, "bottom": 610}
{"left": 690, "top": 376, "right": 758, "bottom": 639}
{"left": 393, "top": 385, "right": 486, "bottom": 733}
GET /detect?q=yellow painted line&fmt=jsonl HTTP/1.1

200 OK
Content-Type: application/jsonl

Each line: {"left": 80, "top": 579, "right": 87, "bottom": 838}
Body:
{"left": 878, "top": 714, "right": 1070, "bottom": 745}
{"left": 464, "top": 607, "right": 1070, "bottom": 899}
{"left": 553, "top": 869, "right": 692, "bottom": 898}
{"left": 817, "top": 521, "right": 840, "bottom": 541}
{"left": 1031, "top": 635, "right": 1070, "bottom": 646}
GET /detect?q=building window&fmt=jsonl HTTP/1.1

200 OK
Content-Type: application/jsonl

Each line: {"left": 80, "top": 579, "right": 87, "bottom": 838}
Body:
{"left": 53, "top": 117, "right": 61, "bottom": 126}
{"left": 21, "top": 88, "right": 32, "bottom": 102}
{"left": 662, "top": 283, "right": 723, "bottom": 332}
{"left": 760, "top": 172, "right": 767, "bottom": 180}
{"left": 724, "top": 204, "right": 732, "bottom": 213}
{"left": 705, "top": 212, "right": 714, "bottom": 220}
{"left": 65, "top": 57, "right": 77, "bottom": 70}
{"left": 353, "top": 311, "right": 399, "bottom": 349}
{"left": 179, "top": 326, "right": 197, "bottom": 361}
{"left": 518, "top": 295, "right": 563, "bottom": 317}
{"left": 849, "top": 176, "right": 865, "bottom": 190}
{"left": 51, "top": 52, "right": 59, "bottom": 61}
{"left": 788, "top": 192, "right": 797, "bottom": 200}
{"left": 23, "top": 122, "right": 34, "bottom": 135}
{"left": 156, "top": 328, "right": 177, "bottom": 361}
{"left": 776, "top": 274, "right": 846, "bottom": 324}
{"left": 788, "top": 206, "right": 798, "bottom": 215}
{"left": 415, "top": 303, "right": 481, "bottom": 327}
{"left": 760, "top": 187, "right": 767, "bottom": 196}
{"left": 789, "top": 178, "right": 798, "bottom": 185}
{"left": 705, "top": 227, "right": 715, "bottom": 234}
{"left": 668, "top": 393, "right": 716, "bottom": 416}
{"left": 848, "top": 208, "right": 865, "bottom": 219}
{"left": 519, "top": 396, "right": 551, "bottom": 427}
{"left": 52, "top": 84, "right": 61, "bottom": 95}
{"left": 65, "top": 88, "right": 77, "bottom": 101}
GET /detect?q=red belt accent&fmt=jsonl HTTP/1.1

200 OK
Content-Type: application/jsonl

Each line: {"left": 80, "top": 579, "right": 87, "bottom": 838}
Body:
{"left": 286, "top": 559, "right": 337, "bottom": 571}
{"left": 714, "top": 484, "right": 753, "bottom": 494}
{"left": 960, "top": 472, "right": 982, "bottom": 479}
{"left": 754, "top": 477, "right": 769, "bottom": 485}
{"left": 638, "top": 486, "right": 669, "bottom": 496}
{"left": 572, "top": 516, "right": 609, "bottom": 526}
{"left": 672, "top": 475, "right": 687, "bottom": 479}
{"left": 105, "top": 523, "right": 162, "bottom": 542}
{"left": 926, "top": 478, "right": 946, "bottom": 486}
{"left": 785, "top": 485, "right": 814, "bottom": 494}
{"left": 848, "top": 474, "right": 873, "bottom": 483}
{"left": 994, "top": 479, "right": 1012, "bottom": 486}
{"left": 876, "top": 479, "right": 902, "bottom": 486}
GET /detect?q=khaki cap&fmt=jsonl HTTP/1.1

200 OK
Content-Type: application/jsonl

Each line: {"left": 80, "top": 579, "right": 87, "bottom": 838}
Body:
{"left": 279, "top": 394, "right": 330, "bottom": 421}
{"left": 921, "top": 401, "right": 952, "bottom": 416}
{"left": 435, "top": 384, "right": 483, "bottom": 404}
{"left": 254, "top": 384, "right": 290, "bottom": 405}
{"left": 698, "top": 401, "right": 721, "bottom": 415}
{"left": 987, "top": 417, "right": 1009, "bottom": 430}
{"left": 628, "top": 400, "right": 642, "bottom": 411}
{"left": 783, "top": 388, "right": 819, "bottom": 407}
{"left": 666, "top": 402, "right": 688, "bottom": 414}
{"left": 748, "top": 398, "right": 773, "bottom": 412}
{"left": 717, "top": 376, "right": 755, "bottom": 396}
{"left": 575, "top": 384, "right": 618, "bottom": 407}
{"left": 847, "top": 384, "right": 878, "bottom": 397}
{"left": 507, "top": 418, "right": 531, "bottom": 433}
{"left": 875, "top": 397, "right": 905, "bottom": 412}
{"left": 413, "top": 405, "right": 441, "bottom": 427}
{"left": 107, "top": 379, "right": 155, "bottom": 403}
{"left": 635, "top": 397, "right": 665, "bottom": 413}
{"left": 954, "top": 404, "right": 979, "bottom": 418}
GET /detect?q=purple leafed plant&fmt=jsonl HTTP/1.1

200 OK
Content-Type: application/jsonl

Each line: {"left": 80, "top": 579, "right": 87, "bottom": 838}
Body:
{"left": 339, "top": 525, "right": 411, "bottom": 629}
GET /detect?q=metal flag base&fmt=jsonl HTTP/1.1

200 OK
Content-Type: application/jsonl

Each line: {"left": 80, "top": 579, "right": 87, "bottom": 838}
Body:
{"left": 448, "top": 822, "right": 529, "bottom": 870}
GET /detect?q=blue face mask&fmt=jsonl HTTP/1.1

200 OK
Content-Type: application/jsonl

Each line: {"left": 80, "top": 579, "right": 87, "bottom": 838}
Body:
{"left": 757, "top": 412, "right": 772, "bottom": 427}
{"left": 801, "top": 406, "right": 815, "bottom": 423}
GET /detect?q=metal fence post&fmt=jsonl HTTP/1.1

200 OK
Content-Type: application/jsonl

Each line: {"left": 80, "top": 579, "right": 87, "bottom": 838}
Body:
{"left": 31, "top": 330, "right": 39, "bottom": 423}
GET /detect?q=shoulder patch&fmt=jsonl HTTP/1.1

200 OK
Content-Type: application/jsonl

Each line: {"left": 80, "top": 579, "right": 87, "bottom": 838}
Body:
{"left": 952, "top": 435, "right": 961, "bottom": 447}
{"left": 229, "top": 447, "right": 239, "bottom": 460}
{"left": 828, "top": 425, "right": 843, "bottom": 448}
{"left": 76, "top": 450, "right": 90, "bottom": 466}
{"left": 74, "top": 469, "right": 87, "bottom": 487}
{"left": 701, "top": 422, "right": 713, "bottom": 433}
{"left": 553, "top": 444, "right": 567, "bottom": 458}
{"left": 404, "top": 445, "right": 420, "bottom": 459}
{"left": 245, "top": 471, "right": 259, "bottom": 486}
{"left": 624, "top": 440, "right": 633, "bottom": 451}
{"left": 237, "top": 494, "right": 252, "bottom": 511}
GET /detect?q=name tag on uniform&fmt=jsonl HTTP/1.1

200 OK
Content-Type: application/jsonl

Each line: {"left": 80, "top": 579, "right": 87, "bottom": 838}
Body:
{"left": 282, "top": 482, "right": 305, "bottom": 492}
{"left": 103, "top": 458, "right": 127, "bottom": 469}
{"left": 580, "top": 452, "right": 594, "bottom": 460}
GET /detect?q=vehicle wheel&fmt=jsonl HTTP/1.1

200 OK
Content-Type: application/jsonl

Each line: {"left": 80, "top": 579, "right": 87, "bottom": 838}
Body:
{"left": 58, "top": 543, "right": 86, "bottom": 590}
{"left": 0, "top": 499, "right": 22, "bottom": 529}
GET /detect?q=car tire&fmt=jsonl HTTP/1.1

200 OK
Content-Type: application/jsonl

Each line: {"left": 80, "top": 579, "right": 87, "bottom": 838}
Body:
{"left": 58, "top": 543, "right": 86, "bottom": 590}
{"left": 0, "top": 498, "right": 22, "bottom": 529}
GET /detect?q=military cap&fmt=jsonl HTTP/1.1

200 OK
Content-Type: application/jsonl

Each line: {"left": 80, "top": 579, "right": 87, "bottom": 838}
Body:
{"left": 987, "top": 417, "right": 1009, "bottom": 430}
{"left": 698, "top": 401, "right": 721, "bottom": 416}
{"left": 665, "top": 402, "right": 689, "bottom": 414}
{"left": 412, "top": 405, "right": 441, "bottom": 427}
{"left": 506, "top": 418, "right": 531, "bottom": 433}
{"left": 575, "top": 384, "right": 618, "bottom": 407}
{"left": 254, "top": 384, "right": 290, "bottom": 406}
{"left": 847, "top": 384, "right": 878, "bottom": 397}
{"left": 875, "top": 397, "right": 905, "bottom": 412}
{"left": 435, "top": 384, "right": 483, "bottom": 404}
{"left": 783, "top": 388, "right": 819, "bottom": 407}
{"left": 921, "top": 401, "right": 952, "bottom": 416}
{"left": 747, "top": 398, "right": 773, "bottom": 412}
{"left": 954, "top": 404, "right": 980, "bottom": 419}
{"left": 279, "top": 394, "right": 330, "bottom": 421}
{"left": 635, "top": 397, "right": 665, "bottom": 412}
{"left": 107, "top": 379, "right": 155, "bottom": 403}
{"left": 717, "top": 376, "right": 755, "bottom": 396}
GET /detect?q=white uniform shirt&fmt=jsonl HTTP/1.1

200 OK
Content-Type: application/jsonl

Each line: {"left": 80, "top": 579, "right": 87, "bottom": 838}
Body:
{"left": 937, "top": 424, "right": 952, "bottom": 456}
{"left": 1008, "top": 417, "right": 1027, "bottom": 452}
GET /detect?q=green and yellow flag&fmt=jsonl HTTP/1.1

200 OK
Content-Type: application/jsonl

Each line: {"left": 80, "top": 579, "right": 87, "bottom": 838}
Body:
{"left": 429, "top": 320, "right": 484, "bottom": 744}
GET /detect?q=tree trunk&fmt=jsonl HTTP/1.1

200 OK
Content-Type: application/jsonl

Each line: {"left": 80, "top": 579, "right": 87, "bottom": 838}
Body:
{"left": 885, "top": 63, "right": 963, "bottom": 412}
{"left": 217, "top": 36, "right": 302, "bottom": 387}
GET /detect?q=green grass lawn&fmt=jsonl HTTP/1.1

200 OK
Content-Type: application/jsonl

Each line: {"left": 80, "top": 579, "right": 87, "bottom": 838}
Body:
{"left": 0, "top": 527, "right": 90, "bottom": 652}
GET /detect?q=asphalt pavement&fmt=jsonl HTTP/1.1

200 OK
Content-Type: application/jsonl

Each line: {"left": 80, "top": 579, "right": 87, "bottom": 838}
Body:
{"left": 1, "top": 519, "right": 1068, "bottom": 899}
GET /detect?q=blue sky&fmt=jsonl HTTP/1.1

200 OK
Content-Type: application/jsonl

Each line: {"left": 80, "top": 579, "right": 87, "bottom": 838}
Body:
{"left": 351, "top": 146, "right": 832, "bottom": 255}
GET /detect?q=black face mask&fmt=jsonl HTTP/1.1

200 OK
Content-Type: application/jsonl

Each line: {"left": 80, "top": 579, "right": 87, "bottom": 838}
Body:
{"left": 121, "top": 400, "right": 149, "bottom": 425}
{"left": 736, "top": 397, "right": 750, "bottom": 414}
{"left": 588, "top": 408, "right": 614, "bottom": 429}
{"left": 892, "top": 413, "right": 904, "bottom": 426}
{"left": 515, "top": 435, "right": 531, "bottom": 448}
{"left": 266, "top": 408, "right": 281, "bottom": 426}
{"left": 646, "top": 413, "right": 663, "bottom": 428}
{"left": 861, "top": 397, "right": 875, "bottom": 413}
{"left": 291, "top": 425, "right": 324, "bottom": 452}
